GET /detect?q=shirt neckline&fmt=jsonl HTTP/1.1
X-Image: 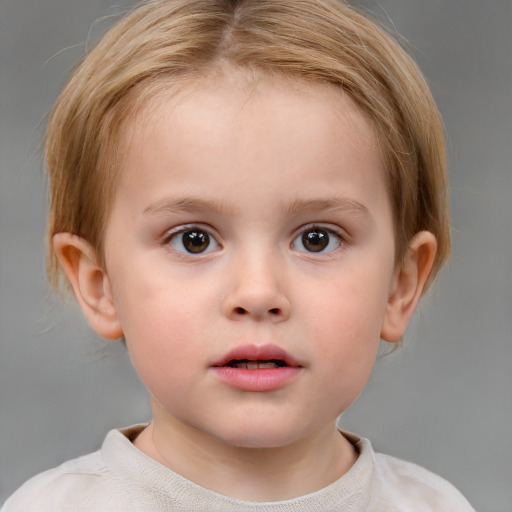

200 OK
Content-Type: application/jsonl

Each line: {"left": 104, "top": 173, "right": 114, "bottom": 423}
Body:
{"left": 101, "top": 424, "right": 375, "bottom": 511}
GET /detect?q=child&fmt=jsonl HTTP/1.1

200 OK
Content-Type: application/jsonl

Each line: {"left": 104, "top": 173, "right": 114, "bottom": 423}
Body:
{"left": 4, "top": 0, "right": 475, "bottom": 510}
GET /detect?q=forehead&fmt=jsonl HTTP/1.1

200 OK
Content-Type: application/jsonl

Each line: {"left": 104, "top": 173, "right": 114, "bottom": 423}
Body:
{"left": 122, "top": 69, "right": 379, "bottom": 156}
{"left": 113, "top": 71, "right": 388, "bottom": 217}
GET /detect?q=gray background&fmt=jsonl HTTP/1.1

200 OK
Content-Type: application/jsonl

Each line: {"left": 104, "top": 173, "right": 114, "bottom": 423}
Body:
{"left": 1, "top": 1, "right": 511, "bottom": 510}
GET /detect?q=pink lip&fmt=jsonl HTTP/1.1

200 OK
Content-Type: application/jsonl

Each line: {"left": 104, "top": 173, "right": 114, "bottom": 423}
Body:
{"left": 212, "top": 344, "right": 302, "bottom": 368}
{"left": 211, "top": 344, "right": 303, "bottom": 392}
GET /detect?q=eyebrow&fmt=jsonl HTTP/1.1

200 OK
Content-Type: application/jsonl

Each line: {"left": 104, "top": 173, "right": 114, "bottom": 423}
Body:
{"left": 143, "top": 195, "right": 370, "bottom": 219}
{"left": 283, "top": 198, "right": 371, "bottom": 218}
{"left": 143, "top": 196, "right": 238, "bottom": 216}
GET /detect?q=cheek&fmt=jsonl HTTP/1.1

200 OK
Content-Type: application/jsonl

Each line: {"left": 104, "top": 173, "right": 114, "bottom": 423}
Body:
{"left": 308, "top": 310, "right": 380, "bottom": 415}
{"left": 124, "top": 310, "right": 206, "bottom": 406}
{"left": 307, "top": 268, "right": 389, "bottom": 344}
{"left": 301, "top": 266, "right": 389, "bottom": 391}
{"left": 112, "top": 273, "right": 213, "bottom": 385}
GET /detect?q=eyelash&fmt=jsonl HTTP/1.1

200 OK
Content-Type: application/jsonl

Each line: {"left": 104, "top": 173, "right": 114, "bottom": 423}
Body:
{"left": 161, "top": 224, "right": 345, "bottom": 256}
{"left": 162, "top": 225, "right": 221, "bottom": 256}
{"left": 291, "top": 224, "right": 345, "bottom": 255}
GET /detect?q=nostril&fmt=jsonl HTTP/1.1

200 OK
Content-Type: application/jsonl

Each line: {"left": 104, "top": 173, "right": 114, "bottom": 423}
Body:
{"left": 269, "top": 308, "right": 280, "bottom": 315}
{"left": 235, "top": 307, "right": 247, "bottom": 315}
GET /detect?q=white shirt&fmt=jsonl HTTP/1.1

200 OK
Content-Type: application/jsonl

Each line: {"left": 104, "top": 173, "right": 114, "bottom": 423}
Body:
{"left": 2, "top": 425, "right": 475, "bottom": 511}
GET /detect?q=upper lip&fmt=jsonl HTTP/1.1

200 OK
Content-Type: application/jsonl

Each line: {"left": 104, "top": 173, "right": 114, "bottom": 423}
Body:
{"left": 211, "top": 344, "right": 302, "bottom": 368}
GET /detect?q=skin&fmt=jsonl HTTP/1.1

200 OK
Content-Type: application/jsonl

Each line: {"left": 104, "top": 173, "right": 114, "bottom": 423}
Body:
{"left": 54, "top": 72, "right": 436, "bottom": 501}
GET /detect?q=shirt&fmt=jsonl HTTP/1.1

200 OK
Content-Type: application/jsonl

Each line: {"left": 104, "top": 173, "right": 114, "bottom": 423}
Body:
{"left": 2, "top": 425, "right": 475, "bottom": 511}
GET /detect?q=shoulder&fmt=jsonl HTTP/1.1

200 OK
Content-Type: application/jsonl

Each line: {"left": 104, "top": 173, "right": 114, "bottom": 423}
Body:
{"left": 341, "top": 432, "right": 474, "bottom": 512}
{"left": 2, "top": 451, "right": 115, "bottom": 512}
{"left": 2, "top": 427, "right": 147, "bottom": 512}
{"left": 371, "top": 449, "right": 475, "bottom": 511}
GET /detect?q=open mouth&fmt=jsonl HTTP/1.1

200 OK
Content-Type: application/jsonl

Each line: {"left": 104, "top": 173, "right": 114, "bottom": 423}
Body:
{"left": 211, "top": 345, "right": 301, "bottom": 391}
{"left": 225, "top": 359, "right": 289, "bottom": 369}
{"left": 211, "top": 344, "right": 302, "bottom": 371}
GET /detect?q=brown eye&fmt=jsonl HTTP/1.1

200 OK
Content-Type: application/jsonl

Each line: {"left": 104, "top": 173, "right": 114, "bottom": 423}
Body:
{"left": 292, "top": 227, "right": 342, "bottom": 254}
{"left": 182, "top": 230, "right": 210, "bottom": 253}
{"left": 169, "top": 228, "right": 219, "bottom": 255}
{"left": 302, "top": 229, "right": 329, "bottom": 252}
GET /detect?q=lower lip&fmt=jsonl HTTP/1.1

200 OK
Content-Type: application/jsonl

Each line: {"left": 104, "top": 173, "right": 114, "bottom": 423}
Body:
{"left": 211, "top": 367, "right": 301, "bottom": 392}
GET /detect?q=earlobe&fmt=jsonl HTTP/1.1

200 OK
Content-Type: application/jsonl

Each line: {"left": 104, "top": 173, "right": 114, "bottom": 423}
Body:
{"left": 52, "top": 233, "right": 123, "bottom": 340}
{"left": 380, "top": 231, "right": 437, "bottom": 343}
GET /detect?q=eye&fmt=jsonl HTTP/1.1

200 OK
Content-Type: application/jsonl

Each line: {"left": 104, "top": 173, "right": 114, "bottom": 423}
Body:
{"left": 292, "top": 227, "right": 343, "bottom": 254}
{"left": 167, "top": 228, "right": 220, "bottom": 255}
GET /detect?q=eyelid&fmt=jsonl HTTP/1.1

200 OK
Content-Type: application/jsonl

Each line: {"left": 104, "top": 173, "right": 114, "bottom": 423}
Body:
{"left": 292, "top": 222, "right": 347, "bottom": 240}
{"left": 291, "top": 223, "right": 346, "bottom": 254}
{"left": 162, "top": 223, "right": 222, "bottom": 255}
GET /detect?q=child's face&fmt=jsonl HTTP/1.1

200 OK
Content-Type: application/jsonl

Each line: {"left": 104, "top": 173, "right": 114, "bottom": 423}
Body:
{"left": 102, "top": 74, "right": 399, "bottom": 448}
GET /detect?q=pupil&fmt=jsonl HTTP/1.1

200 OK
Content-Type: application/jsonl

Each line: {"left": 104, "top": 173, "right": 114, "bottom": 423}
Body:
{"left": 183, "top": 230, "right": 209, "bottom": 253}
{"left": 303, "top": 230, "right": 328, "bottom": 252}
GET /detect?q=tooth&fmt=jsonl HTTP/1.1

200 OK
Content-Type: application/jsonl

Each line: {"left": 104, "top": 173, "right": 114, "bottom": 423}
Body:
{"left": 230, "top": 360, "right": 283, "bottom": 369}
{"left": 258, "top": 362, "right": 279, "bottom": 369}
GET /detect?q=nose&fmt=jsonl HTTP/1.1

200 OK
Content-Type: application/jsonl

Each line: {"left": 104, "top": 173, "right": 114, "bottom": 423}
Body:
{"left": 222, "top": 254, "right": 291, "bottom": 323}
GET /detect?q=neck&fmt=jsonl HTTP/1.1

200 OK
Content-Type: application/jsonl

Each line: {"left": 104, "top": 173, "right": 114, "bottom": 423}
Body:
{"left": 134, "top": 411, "right": 357, "bottom": 501}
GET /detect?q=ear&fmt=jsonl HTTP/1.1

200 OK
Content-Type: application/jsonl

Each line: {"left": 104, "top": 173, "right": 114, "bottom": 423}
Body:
{"left": 52, "top": 233, "right": 123, "bottom": 340}
{"left": 380, "top": 231, "right": 437, "bottom": 343}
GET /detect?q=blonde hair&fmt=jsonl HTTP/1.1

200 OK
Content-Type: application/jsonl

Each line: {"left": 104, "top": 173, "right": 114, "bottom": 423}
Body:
{"left": 46, "top": 0, "right": 449, "bottom": 294}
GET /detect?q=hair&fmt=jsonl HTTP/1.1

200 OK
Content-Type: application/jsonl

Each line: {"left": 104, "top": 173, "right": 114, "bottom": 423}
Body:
{"left": 46, "top": 0, "right": 450, "bottom": 295}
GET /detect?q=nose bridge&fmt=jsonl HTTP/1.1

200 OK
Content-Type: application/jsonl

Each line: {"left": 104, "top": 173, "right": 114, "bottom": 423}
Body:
{"left": 223, "top": 243, "right": 291, "bottom": 321}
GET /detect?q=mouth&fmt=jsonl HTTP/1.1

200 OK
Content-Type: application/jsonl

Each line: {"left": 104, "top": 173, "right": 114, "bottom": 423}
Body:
{"left": 211, "top": 344, "right": 302, "bottom": 392}
{"left": 224, "top": 359, "right": 290, "bottom": 369}
{"left": 212, "top": 344, "right": 301, "bottom": 369}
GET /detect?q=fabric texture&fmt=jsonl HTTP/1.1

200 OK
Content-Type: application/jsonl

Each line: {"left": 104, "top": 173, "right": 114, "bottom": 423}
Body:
{"left": 3, "top": 425, "right": 474, "bottom": 511}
